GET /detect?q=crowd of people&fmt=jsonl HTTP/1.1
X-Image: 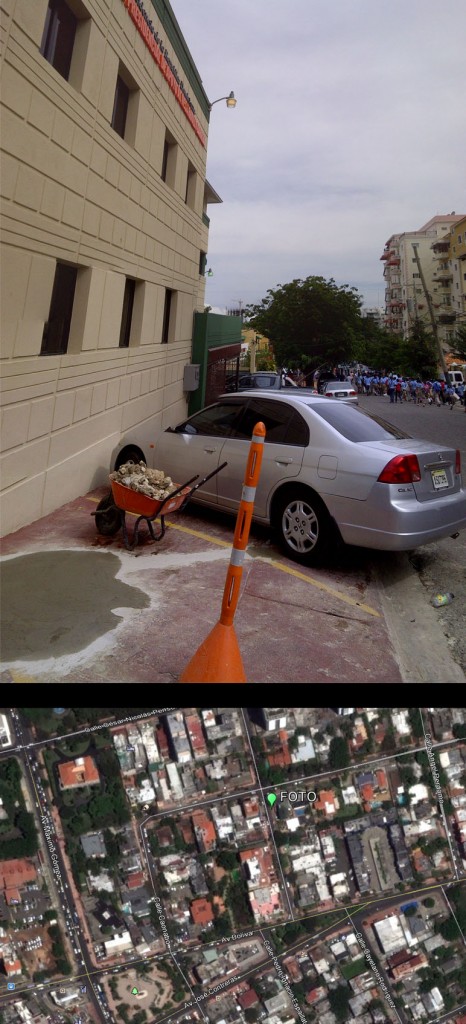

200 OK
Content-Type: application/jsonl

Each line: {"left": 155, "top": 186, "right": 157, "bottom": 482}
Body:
{"left": 351, "top": 372, "right": 465, "bottom": 408}
{"left": 285, "top": 366, "right": 465, "bottom": 408}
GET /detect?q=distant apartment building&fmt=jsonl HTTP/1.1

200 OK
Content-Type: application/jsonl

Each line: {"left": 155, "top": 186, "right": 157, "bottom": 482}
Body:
{"left": 58, "top": 755, "right": 100, "bottom": 789}
{"left": 184, "top": 712, "right": 208, "bottom": 759}
{"left": 0, "top": 0, "right": 219, "bottom": 535}
{"left": 191, "top": 809, "right": 216, "bottom": 853}
{"left": 258, "top": 708, "right": 288, "bottom": 731}
{"left": 380, "top": 214, "right": 465, "bottom": 352}
{"left": 0, "top": 715, "right": 12, "bottom": 748}
{"left": 440, "top": 215, "right": 466, "bottom": 330}
{"left": 166, "top": 712, "right": 191, "bottom": 763}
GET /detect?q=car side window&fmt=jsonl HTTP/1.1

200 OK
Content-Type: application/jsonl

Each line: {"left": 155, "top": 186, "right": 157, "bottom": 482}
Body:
{"left": 175, "top": 402, "right": 243, "bottom": 437}
{"left": 284, "top": 409, "right": 310, "bottom": 445}
{"left": 232, "top": 399, "right": 309, "bottom": 445}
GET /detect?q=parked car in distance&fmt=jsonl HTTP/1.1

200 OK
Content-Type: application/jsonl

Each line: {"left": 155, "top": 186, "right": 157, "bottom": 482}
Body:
{"left": 225, "top": 371, "right": 299, "bottom": 392}
{"left": 154, "top": 391, "right": 466, "bottom": 565}
{"left": 321, "top": 380, "right": 358, "bottom": 404}
{"left": 314, "top": 370, "right": 339, "bottom": 393}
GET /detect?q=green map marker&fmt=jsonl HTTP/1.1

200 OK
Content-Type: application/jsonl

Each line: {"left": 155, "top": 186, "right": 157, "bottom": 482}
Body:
{"left": 267, "top": 793, "right": 277, "bottom": 808}
{"left": 131, "top": 988, "right": 139, "bottom": 995}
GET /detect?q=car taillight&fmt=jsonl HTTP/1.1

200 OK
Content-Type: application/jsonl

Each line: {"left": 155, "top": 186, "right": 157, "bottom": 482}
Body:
{"left": 349, "top": 390, "right": 357, "bottom": 396}
{"left": 378, "top": 454, "right": 421, "bottom": 484}
{"left": 455, "top": 449, "right": 461, "bottom": 475}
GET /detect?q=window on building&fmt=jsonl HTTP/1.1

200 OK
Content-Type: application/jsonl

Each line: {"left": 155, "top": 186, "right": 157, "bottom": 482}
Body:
{"left": 119, "top": 278, "right": 136, "bottom": 348}
{"left": 185, "top": 163, "right": 197, "bottom": 208}
{"left": 161, "top": 288, "right": 174, "bottom": 344}
{"left": 41, "top": 262, "right": 78, "bottom": 355}
{"left": 40, "top": 0, "right": 78, "bottom": 80}
{"left": 111, "top": 64, "right": 138, "bottom": 143}
{"left": 112, "top": 76, "right": 130, "bottom": 139}
{"left": 199, "top": 251, "right": 207, "bottom": 276}
{"left": 161, "top": 132, "right": 177, "bottom": 188}
{"left": 413, "top": 273, "right": 420, "bottom": 278}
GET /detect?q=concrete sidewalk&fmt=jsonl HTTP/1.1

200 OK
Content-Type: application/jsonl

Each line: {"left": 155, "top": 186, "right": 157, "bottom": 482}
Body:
{"left": 0, "top": 485, "right": 460, "bottom": 685}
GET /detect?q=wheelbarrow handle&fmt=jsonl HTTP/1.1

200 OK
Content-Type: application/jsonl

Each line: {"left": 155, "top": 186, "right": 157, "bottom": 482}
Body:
{"left": 177, "top": 460, "right": 228, "bottom": 512}
{"left": 188, "top": 460, "right": 228, "bottom": 496}
{"left": 168, "top": 475, "right": 199, "bottom": 499}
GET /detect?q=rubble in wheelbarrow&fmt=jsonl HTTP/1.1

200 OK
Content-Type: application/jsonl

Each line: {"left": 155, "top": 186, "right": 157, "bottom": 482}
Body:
{"left": 110, "top": 461, "right": 176, "bottom": 500}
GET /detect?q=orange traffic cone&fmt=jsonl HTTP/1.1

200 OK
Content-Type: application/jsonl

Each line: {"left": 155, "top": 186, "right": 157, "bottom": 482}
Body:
{"left": 179, "top": 621, "right": 246, "bottom": 683}
{"left": 179, "top": 422, "right": 266, "bottom": 683}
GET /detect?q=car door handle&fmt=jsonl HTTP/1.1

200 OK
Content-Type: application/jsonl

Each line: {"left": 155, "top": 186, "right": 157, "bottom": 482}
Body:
{"left": 203, "top": 447, "right": 218, "bottom": 453}
{"left": 276, "top": 457, "right": 293, "bottom": 465}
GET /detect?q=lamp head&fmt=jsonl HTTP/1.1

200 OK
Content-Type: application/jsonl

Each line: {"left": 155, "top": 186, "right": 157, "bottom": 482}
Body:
{"left": 209, "top": 91, "right": 237, "bottom": 110}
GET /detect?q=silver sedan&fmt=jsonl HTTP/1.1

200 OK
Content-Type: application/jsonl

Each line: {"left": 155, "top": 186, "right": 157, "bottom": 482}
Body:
{"left": 321, "top": 379, "right": 359, "bottom": 404}
{"left": 154, "top": 392, "right": 466, "bottom": 565}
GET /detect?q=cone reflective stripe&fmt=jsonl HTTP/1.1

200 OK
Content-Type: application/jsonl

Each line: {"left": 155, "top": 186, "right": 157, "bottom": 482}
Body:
{"left": 179, "top": 421, "right": 266, "bottom": 683}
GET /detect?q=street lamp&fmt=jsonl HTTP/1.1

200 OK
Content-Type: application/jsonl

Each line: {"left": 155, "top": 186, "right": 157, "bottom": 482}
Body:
{"left": 209, "top": 91, "right": 237, "bottom": 110}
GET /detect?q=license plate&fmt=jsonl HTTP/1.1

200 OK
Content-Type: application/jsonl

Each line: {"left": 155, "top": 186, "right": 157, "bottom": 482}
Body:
{"left": 335, "top": 392, "right": 345, "bottom": 397}
{"left": 431, "top": 468, "right": 449, "bottom": 490}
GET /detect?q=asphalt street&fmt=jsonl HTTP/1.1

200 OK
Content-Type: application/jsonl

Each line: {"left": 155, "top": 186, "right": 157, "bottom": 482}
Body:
{"left": 357, "top": 394, "right": 466, "bottom": 674}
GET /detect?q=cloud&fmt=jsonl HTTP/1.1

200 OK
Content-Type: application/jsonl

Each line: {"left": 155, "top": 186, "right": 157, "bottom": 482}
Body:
{"left": 174, "top": 0, "right": 466, "bottom": 310}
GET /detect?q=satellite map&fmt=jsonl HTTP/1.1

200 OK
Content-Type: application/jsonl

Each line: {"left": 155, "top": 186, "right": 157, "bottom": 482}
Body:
{"left": 1, "top": 708, "right": 466, "bottom": 1024}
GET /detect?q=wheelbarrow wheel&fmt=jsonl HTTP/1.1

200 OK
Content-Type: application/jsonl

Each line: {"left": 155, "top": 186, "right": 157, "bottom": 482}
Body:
{"left": 95, "top": 492, "right": 121, "bottom": 536}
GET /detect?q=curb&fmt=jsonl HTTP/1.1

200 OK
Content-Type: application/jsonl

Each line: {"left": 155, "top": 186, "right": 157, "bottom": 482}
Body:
{"left": 375, "top": 554, "right": 466, "bottom": 683}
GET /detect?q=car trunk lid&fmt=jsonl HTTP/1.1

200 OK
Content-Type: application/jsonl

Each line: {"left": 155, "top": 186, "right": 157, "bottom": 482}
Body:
{"left": 367, "top": 439, "right": 460, "bottom": 501}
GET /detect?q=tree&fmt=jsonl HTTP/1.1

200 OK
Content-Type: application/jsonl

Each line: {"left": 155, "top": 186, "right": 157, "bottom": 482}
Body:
{"left": 216, "top": 850, "right": 238, "bottom": 871}
{"left": 245, "top": 276, "right": 363, "bottom": 371}
{"left": 355, "top": 318, "right": 403, "bottom": 372}
{"left": 328, "top": 736, "right": 349, "bottom": 770}
{"left": 398, "top": 319, "right": 438, "bottom": 379}
{"left": 439, "top": 918, "right": 459, "bottom": 941}
{"left": 328, "top": 984, "right": 351, "bottom": 1021}
{"left": 449, "top": 323, "right": 466, "bottom": 361}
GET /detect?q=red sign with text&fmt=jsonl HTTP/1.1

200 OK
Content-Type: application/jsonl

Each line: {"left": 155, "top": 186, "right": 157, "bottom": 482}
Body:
{"left": 122, "top": 0, "right": 206, "bottom": 147}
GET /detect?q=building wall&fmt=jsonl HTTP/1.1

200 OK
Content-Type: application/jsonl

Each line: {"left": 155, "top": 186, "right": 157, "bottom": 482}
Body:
{"left": 0, "top": 0, "right": 212, "bottom": 534}
{"left": 189, "top": 312, "right": 242, "bottom": 413}
{"left": 449, "top": 216, "right": 466, "bottom": 325}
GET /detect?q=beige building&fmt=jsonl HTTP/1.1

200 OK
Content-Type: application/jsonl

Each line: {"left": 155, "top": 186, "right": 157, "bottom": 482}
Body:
{"left": 448, "top": 215, "right": 466, "bottom": 327}
{"left": 0, "top": 0, "right": 219, "bottom": 535}
{"left": 380, "top": 214, "right": 465, "bottom": 351}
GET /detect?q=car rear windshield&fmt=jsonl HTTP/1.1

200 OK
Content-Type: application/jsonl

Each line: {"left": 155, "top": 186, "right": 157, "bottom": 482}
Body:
{"left": 308, "top": 402, "right": 411, "bottom": 441}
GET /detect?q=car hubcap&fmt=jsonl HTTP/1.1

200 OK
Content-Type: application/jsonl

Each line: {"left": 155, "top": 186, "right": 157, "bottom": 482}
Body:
{"left": 282, "top": 499, "right": 318, "bottom": 553}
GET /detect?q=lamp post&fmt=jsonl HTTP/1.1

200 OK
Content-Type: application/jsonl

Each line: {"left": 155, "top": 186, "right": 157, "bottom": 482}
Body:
{"left": 412, "top": 242, "right": 449, "bottom": 378}
{"left": 209, "top": 91, "right": 237, "bottom": 110}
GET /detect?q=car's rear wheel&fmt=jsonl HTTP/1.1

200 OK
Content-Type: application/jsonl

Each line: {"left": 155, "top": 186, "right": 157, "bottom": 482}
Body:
{"left": 274, "top": 487, "right": 334, "bottom": 565}
{"left": 95, "top": 492, "right": 121, "bottom": 537}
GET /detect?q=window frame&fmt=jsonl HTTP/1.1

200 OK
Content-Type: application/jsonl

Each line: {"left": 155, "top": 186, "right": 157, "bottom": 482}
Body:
{"left": 119, "top": 278, "right": 136, "bottom": 349}
{"left": 161, "top": 288, "right": 173, "bottom": 344}
{"left": 40, "top": 0, "right": 78, "bottom": 81}
{"left": 41, "top": 262, "right": 78, "bottom": 356}
{"left": 111, "top": 74, "right": 130, "bottom": 139}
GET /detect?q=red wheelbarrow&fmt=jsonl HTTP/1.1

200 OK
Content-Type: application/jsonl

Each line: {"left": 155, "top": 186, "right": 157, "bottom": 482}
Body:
{"left": 92, "top": 462, "right": 227, "bottom": 551}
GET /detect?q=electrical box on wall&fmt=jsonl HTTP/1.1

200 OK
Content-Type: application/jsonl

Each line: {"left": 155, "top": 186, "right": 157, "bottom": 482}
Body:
{"left": 183, "top": 364, "right": 200, "bottom": 391}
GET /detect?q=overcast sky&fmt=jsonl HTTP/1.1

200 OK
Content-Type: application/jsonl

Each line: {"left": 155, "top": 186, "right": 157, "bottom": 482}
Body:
{"left": 172, "top": 0, "right": 466, "bottom": 315}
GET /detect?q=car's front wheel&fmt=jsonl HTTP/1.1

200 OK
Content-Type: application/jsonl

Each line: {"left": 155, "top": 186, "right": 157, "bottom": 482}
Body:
{"left": 274, "top": 487, "right": 334, "bottom": 565}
